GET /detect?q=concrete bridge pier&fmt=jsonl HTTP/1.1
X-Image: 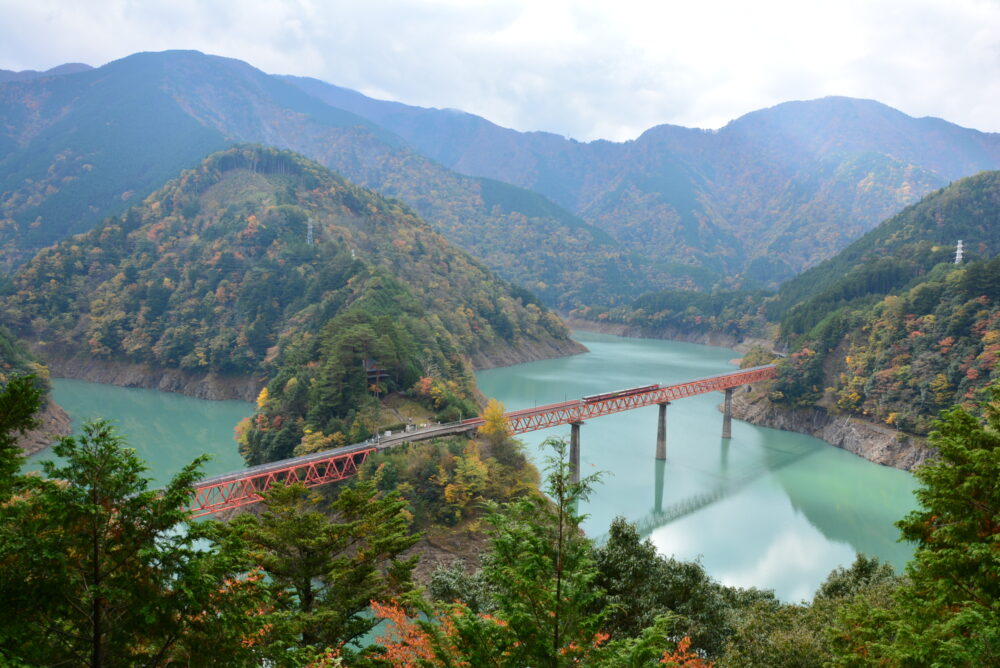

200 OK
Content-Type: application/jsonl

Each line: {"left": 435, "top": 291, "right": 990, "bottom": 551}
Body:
{"left": 654, "top": 458, "right": 665, "bottom": 513}
{"left": 722, "top": 388, "right": 734, "bottom": 439}
{"left": 655, "top": 402, "right": 670, "bottom": 460}
{"left": 570, "top": 421, "right": 582, "bottom": 484}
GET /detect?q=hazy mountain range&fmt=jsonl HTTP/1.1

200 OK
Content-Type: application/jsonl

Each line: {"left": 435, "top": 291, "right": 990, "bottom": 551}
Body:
{"left": 3, "top": 50, "right": 1000, "bottom": 308}
{"left": 286, "top": 75, "right": 1000, "bottom": 281}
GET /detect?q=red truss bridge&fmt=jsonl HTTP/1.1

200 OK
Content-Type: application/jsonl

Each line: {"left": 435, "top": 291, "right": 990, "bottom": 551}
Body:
{"left": 188, "top": 364, "right": 777, "bottom": 518}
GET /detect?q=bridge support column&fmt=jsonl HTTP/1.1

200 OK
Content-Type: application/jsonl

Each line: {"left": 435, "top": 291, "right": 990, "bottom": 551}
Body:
{"left": 655, "top": 402, "right": 669, "bottom": 460}
{"left": 654, "top": 459, "right": 665, "bottom": 513}
{"left": 570, "top": 421, "right": 582, "bottom": 485}
{"left": 722, "top": 388, "right": 734, "bottom": 439}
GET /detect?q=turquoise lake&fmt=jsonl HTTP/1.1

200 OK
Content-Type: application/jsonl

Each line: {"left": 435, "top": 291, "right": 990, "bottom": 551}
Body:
{"left": 30, "top": 330, "right": 919, "bottom": 601}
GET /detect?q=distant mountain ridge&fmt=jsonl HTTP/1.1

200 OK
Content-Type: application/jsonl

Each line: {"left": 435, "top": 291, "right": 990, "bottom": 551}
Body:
{"left": 286, "top": 76, "right": 1000, "bottom": 284}
{"left": 0, "top": 63, "right": 92, "bottom": 82}
{"left": 0, "top": 51, "right": 645, "bottom": 306}
{"left": 5, "top": 50, "right": 1000, "bottom": 308}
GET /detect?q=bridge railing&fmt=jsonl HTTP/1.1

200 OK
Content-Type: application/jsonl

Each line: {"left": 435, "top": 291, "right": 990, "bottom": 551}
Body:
{"left": 503, "top": 364, "right": 776, "bottom": 434}
{"left": 188, "top": 364, "right": 777, "bottom": 517}
{"left": 190, "top": 444, "right": 375, "bottom": 518}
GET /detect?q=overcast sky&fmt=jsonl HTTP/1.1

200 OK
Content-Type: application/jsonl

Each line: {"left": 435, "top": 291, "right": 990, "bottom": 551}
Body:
{"left": 2, "top": 0, "right": 999, "bottom": 142}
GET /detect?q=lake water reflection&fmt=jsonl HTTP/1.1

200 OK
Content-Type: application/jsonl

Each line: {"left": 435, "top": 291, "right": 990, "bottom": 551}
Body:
{"left": 477, "top": 331, "right": 918, "bottom": 602}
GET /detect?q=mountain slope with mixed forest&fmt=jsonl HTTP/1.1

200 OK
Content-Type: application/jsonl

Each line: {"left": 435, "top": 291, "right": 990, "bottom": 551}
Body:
{"left": 2, "top": 146, "right": 581, "bottom": 461}
{"left": 0, "top": 51, "right": 651, "bottom": 307}
{"left": 763, "top": 171, "right": 1000, "bottom": 434}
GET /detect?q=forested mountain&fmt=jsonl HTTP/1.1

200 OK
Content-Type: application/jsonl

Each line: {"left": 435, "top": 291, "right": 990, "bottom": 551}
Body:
{"left": 288, "top": 77, "right": 1000, "bottom": 286}
{"left": 777, "top": 171, "right": 1000, "bottom": 336}
{"left": 0, "top": 325, "right": 46, "bottom": 386}
{"left": 766, "top": 171, "right": 1000, "bottom": 433}
{"left": 2, "top": 146, "right": 580, "bottom": 462}
{"left": 0, "top": 50, "right": 649, "bottom": 307}
{"left": 0, "top": 63, "right": 92, "bottom": 83}
{"left": 0, "top": 54, "right": 230, "bottom": 268}
{"left": 8, "top": 50, "right": 1000, "bottom": 311}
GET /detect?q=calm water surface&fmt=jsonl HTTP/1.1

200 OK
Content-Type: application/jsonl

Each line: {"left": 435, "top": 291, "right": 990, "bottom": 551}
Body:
{"left": 27, "top": 379, "right": 252, "bottom": 486}
{"left": 31, "top": 331, "right": 918, "bottom": 601}
{"left": 477, "top": 331, "right": 918, "bottom": 602}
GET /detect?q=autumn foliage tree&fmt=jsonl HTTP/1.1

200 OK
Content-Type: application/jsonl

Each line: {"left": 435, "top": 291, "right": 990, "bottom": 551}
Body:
{"left": 478, "top": 397, "right": 511, "bottom": 446}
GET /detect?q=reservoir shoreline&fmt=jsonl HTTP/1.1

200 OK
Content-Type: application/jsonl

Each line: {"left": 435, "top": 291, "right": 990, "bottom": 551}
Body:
{"left": 33, "top": 334, "right": 587, "bottom": 404}
{"left": 565, "top": 318, "right": 929, "bottom": 472}
{"left": 36, "top": 331, "right": 919, "bottom": 601}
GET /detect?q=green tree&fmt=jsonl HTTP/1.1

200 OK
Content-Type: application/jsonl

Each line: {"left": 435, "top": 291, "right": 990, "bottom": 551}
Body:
{"left": 814, "top": 553, "right": 899, "bottom": 601}
{"left": 0, "top": 420, "right": 269, "bottom": 667}
{"left": 225, "top": 478, "right": 420, "bottom": 662}
{"left": 720, "top": 598, "right": 829, "bottom": 668}
{"left": 0, "top": 374, "right": 42, "bottom": 499}
{"left": 830, "top": 385, "right": 1000, "bottom": 665}
{"left": 719, "top": 555, "right": 899, "bottom": 667}
{"left": 478, "top": 436, "right": 607, "bottom": 667}
{"left": 593, "top": 516, "right": 734, "bottom": 657}
{"left": 428, "top": 561, "right": 496, "bottom": 614}
{"left": 893, "top": 388, "right": 1000, "bottom": 664}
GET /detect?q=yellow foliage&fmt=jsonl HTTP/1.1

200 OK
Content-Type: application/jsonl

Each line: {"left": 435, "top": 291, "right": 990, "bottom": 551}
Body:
{"left": 234, "top": 417, "right": 253, "bottom": 447}
{"left": 256, "top": 387, "right": 269, "bottom": 409}
{"left": 443, "top": 442, "right": 489, "bottom": 509}
{"left": 478, "top": 398, "right": 511, "bottom": 445}
{"left": 295, "top": 429, "right": 346, "bottom": 456}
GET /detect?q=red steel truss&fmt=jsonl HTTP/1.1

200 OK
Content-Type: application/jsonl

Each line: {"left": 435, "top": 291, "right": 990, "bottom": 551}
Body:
{"left": 187, "top": 364, "right": 776, "bottom": 517}
{"left": 189, "top": 445, "right": 374, "bottom": 519}
{"left": 497, "top": 364, "right": 777, "bottom": 434}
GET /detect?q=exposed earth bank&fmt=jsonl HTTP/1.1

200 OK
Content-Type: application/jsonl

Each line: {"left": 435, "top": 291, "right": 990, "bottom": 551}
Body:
{"left": 36, "top": 336, "right": 588, "bottom": 403}
{"left": 563, "top": 317, "right": 772, "bottom": 353}
{"left": 731, "top": 387, "right": 934, "bottom": 471}
{"left": 41, "top": 353, "right": 266, "bottom": 402}
{"left": 19, "top": 398, "right": 72, "bottom": 456}
{"left": 470, "top": 335, "right": 587, "bottom": 369}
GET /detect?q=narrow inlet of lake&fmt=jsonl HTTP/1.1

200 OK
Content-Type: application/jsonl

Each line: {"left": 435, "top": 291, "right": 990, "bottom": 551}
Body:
{"left": 27, "top": 379, "right": 253, "bottom": 486}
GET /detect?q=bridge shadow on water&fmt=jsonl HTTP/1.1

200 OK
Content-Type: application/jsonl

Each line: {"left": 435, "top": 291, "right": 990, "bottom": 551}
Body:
{"left": 588, "top": 428, "right": 917, "bottom": 573}
{"left": 592, "top": 438, "right": 819, "bottom": 545}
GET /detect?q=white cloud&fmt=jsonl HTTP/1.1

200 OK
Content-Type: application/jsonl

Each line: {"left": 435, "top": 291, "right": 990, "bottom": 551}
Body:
{"left": 1, "top": 0, "right": 999, "bottom": 140}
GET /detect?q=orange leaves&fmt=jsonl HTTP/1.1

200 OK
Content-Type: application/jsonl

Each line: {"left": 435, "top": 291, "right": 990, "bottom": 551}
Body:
{"left": 371, "top": 600, "right": 451, "bottom": 668}
{"left": 145, "top": 218, "right": 168, "bottom": 241}
{"left": 660, "top": 636, "right": 713, "bottom": 667}
{"left": 412, "top": 376, "right": 434, "bottom": 398}
{"left": 241, "top": 214, "right": 261, "bottom": 240}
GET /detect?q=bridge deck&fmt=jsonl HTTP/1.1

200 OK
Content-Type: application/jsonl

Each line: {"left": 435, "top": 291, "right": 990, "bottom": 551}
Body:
{"left": 188, "top": 364, "right": 777, "bottom": 517}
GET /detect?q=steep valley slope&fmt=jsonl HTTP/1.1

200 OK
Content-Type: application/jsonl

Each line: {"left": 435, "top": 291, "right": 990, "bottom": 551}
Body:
{"left": 3, "top": 146, "right": 583, "bottom": 459}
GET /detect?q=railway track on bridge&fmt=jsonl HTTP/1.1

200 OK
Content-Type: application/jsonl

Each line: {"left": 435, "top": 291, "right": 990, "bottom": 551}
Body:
{"left": 188, "top": 364, "right": 777, "bottom": 517}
